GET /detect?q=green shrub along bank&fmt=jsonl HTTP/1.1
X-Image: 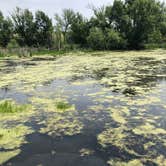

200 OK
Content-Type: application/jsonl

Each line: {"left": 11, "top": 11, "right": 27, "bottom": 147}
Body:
{"left": 0, "top": 0, "right": 166, "bottom": 52}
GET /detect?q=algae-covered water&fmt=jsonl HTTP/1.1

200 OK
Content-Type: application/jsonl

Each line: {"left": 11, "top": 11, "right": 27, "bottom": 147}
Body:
{"left": 0, "top": 50, "right": 166, "bottom": 166}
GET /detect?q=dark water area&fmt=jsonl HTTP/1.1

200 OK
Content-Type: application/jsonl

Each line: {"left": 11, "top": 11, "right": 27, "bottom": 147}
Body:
{"left": 0, "top": 51, "right": 166, "bottom": 166}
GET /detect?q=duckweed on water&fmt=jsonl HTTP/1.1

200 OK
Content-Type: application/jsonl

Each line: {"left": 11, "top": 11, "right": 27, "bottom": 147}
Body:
{"left": 0, "top": 150, "right": 20, "bottom": 165}
{"left": 0, "top": 125, "right": 33, "bottom": 150}
{"left": 40, "top": 114, "right": 83, "bottom": 137}
{"left": 107, "top": 159, "right": 143, "bottom": 166}
{"left": 109, "top": 107, "right": 130, "bottom": 124}
{"left": 30, "top": 97, "right": 75, "bottom": 113}
{"left": 0, "top": 125, "right": 33, "bottom": 164}
{"left": 0, "top": 50, "right": 166, "bottom": 94}
{"left": 132, "top": 123, "right": 166, "bottom": 136}
{"left": 97, "top": 126, "right": 129, "bottom": 149}
{"left": 37, "top": 98, "right": 83, "bottom": 137}
{"left": 0, "top": 50, "right": 166, "bottom": 164}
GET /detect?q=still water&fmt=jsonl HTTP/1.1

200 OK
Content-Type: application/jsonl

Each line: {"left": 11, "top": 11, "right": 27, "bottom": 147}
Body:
{"left": 0, "top": 50, "right": 166, "bottom": 166}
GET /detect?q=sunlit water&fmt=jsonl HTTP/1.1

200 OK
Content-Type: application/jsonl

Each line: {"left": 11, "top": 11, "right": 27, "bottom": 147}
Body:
{"left": 0, "top": 51, "right": 166, "bottom": 166}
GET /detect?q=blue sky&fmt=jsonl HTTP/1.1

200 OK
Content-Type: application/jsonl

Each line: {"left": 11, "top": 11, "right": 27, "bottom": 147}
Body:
{"left": 0, "top": 0, "right": 113, "bottom": 20}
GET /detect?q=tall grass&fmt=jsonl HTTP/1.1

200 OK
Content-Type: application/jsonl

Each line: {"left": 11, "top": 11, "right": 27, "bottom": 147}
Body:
{"left": 56, "top": 102, "right": 71, "bottom": 110}
{"left": 0, "top": 47, "right": 36, "bottom": 58}
{"left": 0, "top": 100, "right": 29, "bottom": 113}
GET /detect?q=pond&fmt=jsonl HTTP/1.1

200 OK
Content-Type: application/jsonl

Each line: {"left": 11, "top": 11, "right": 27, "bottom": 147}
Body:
{"left": 0, "top": 50, "right": 166, "bottom": 166}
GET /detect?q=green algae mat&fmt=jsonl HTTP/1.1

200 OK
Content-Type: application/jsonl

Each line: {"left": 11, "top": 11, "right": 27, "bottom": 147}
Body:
{"left": 0, "top": 50, "right": 166, "bottom": 166}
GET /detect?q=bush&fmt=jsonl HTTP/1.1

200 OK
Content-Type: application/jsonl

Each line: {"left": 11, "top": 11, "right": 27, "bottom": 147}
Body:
{"left": 0, "top": 49, "right": 6, "bottom": 57}
{"left": 147, "top": 30, "right": 162, "bottom": 44}
{"left": 144, "top": 43, "right": 166, "bottom": 49}
{"left": 105, "top": 29, "right": 127, "bottom": 50}
{"left": 87, "top": 27, "right": 106, "bottom": 50}
{"left": 7, "top": 39, "right": 19, "bottom": 49}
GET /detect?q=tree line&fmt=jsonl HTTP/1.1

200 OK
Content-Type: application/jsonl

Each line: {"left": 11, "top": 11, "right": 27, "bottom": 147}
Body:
{"left": 0, "top": 0, "right": 166, "bottom": 50}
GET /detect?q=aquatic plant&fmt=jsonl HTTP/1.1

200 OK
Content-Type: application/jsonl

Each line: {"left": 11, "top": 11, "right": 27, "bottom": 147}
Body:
{"left": 98, "top": 126, "right": 128, "bottom": 149}
{"left": 56, "top": 101, "right": 72, "bottom": 110}
{"left": 40, "top": 114, "right": 83, "bottom": 137}
{"left": 107, "top": 159, "right": 143, "bottom": 166}
{"left": 132, "top": 123, "right": 166, "bottom": 136}
{"left": 30, "top": 97, "right": 75, "bottom": 113}
{"left": 0, "top": 100, "right": 30, "bottom": 114}
{"left": 0, "top": 125, "right": 33, "bottom": 150}
{"left": 0, "top": 150, "right": 20, "bottom": 165}
{"left": 0, "top": 50, "right": 166, "bottom": 165}
{"left": 1, "top": 49, "right": 166, "bottom": 94}
{"left": 0, "top": 125, "right": 33, "bottom": 164}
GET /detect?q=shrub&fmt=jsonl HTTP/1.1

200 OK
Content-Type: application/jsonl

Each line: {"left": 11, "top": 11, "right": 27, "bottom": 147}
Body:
{"left": 105, "top": 29, "right": 127, "bottom": 50}
{"left": 0, "top": 49, "right": 6, "bottom": 57}
{"left": 87, "top": 27, "right": 106, "bottom": 50}
{"left": 7, "top": 39, "right": 19, "bottom": 49}
{"left": 147, "top": 30, "right": 162, "bottom": 44}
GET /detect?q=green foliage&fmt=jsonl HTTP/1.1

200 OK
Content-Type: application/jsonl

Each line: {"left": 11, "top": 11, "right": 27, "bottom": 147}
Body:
{"left": 0, "top": 12, "right": 13, "bottom": 47}
{"left": 69, "top": 13, "right": 89, "bottom": 47}
{"left": 127, "top": 0, "right": 165, "bottom": 48}
{"left": 87, "top": 27, "right": 106, "bottom": 50}
{"left": 0, "top": 50, "right": 6, "bottom": 57}
{"left": 90, "top": 6, "right": 108, "bottom": 31}
{"left": 56, "top": 102, "right": 72, "bottom": 110}
{"left": 87, "top": 28, "right": 127, "bottom": 50}
{"left": 55, "top": 9, "right": 75, "bottom": 46}
{"left": 147, "top": 30, "right": 162, "bottom": 43}
{"left": 7, "top": 39, "right": 19, "bottom": 49}
{"left": 0, "top": 100, "right": 30, "bottom": 114}
{"left": 11, "top": 7, "right": 35, "bottom": 47}
{"left": 11, "top": 8, "right": 53, "bottom": 48}
{"left": 35, "top": 11, "right": 53, "bottom": 48}
{"left": 105, "top": 29, "right": 127, "bottom": 49}
{"left": 0, "top": 0, "right": 166, "bottom": 51}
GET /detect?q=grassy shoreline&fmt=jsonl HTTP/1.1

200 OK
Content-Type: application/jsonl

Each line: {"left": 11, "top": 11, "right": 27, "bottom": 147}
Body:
{"left": 0, "top": 48, "right": 166, "bottom": 60}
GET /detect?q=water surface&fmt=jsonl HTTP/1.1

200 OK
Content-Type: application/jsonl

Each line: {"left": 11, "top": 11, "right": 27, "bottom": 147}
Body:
{"left": 0, "top": 50, "right": 166, "bottom": 166}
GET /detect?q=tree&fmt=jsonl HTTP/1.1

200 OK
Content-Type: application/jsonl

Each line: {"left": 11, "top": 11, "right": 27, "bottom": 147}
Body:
{"left": 69, "top": 12, "right": 89, "bottom": 47}
{"left": 127, "top": 0, "right": 166, "bottom": 48}
{"left": 89, "top": 6, "right": 108, "bottom": 31}
{"left": 55, "top": 9, "right": 75, "bottom": 44}
{"left": 106, "top": 0, "right": 130, "bottom": 35}
{"left": 105, "top": 29, "right": 127, "bottom": 49}
{"left": 54, "top": 24, "right": 64, "bottom": 50}
{"left": 87, "top": 27, "right": 106, "bottom": 50}
{"left": 35, "top": 11, "right": 53, "bottom": 48}
{"left": 0, "top": 12, "right": 13, "bottom": 47}
{"left": 11, "top": 7, "right": 35, "bottom": 47}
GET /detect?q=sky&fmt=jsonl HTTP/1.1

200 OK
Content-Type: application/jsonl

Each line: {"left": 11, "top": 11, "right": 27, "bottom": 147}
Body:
{"left": 0, "top": 0, "right": 113, "bottom": 20}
